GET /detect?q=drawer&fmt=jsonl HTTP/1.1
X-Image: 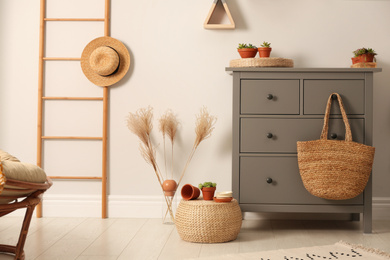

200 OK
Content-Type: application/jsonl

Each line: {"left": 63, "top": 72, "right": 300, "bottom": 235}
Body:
{"left": 241, "top": 80, "right": 299, "bottom": 115}
{"left": 240, "top": 118, "right": 364, "bottom": 153}
{"left": 304, "top": 80, "right": 365, "bottom": 115}
{"left": 239, "top": 156, "right": 363, "bottom": 204}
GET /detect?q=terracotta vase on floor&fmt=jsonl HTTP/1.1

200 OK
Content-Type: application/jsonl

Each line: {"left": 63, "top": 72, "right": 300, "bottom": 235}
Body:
{"left": 162, "top": 179, "right": 177, "bottom": 197}
{"left": 162, "top": 180, "right": 177, "bottom": 225}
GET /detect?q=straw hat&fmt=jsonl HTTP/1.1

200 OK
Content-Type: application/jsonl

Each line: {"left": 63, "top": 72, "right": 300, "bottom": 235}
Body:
{"left": 81, "top": 36, "right": 130, "bottom": 87}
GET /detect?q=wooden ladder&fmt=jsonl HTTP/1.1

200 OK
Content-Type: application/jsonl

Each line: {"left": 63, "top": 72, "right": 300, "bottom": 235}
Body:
{"left": 37, "top": 0, "right": 111, "bottom": 218}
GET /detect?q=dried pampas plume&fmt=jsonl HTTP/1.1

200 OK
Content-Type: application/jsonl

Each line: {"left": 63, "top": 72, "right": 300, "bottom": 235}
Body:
{"left": 159, "top": 110, "right": 179, "bottom": 144}
{"left": 126, "top": 106, "right": 153, "bottom": 147}
{"left": 127, "top": 107, "right": 163, "bottom": 185}
{"left": 177, "top": 107, "right": 217, "bottom": 186}
{"left": 194, "top": 107, "right": 217, "bottom": 149}
{"left": 159, "top": 110, "right": 179, "bottom": 179}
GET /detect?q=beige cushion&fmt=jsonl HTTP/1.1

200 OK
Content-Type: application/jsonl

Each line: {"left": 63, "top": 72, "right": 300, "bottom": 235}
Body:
{"left": 0, "top": 151, "right": 47, "bottom": 204}
{"left": 2, "top": 161, "right": 47, "bottom": 183}
{"left": 0, "top": 149, "right": 20, "bottom": 162}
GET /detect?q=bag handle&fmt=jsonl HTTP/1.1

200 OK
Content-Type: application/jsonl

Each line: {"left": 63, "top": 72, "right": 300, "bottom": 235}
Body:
{"left": 320, "top": 93, "right": 353, "bottom": 142}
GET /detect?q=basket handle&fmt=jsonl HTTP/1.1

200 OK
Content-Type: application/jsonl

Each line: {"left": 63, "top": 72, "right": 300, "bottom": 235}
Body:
{"left": 320, "top": 93, "right": 353, "bottom": 142}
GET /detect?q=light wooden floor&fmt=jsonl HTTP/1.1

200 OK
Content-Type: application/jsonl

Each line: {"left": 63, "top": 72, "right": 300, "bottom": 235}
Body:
{"left": 1, "top": 217, "right": 390, "bottom": 260}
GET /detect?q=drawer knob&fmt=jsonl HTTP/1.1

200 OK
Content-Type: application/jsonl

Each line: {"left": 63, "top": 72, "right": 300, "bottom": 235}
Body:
{"left": 331, "top": 133, "right": 338, "bottom": 139}
{"left": 266, "top": 178, "right": 273, "bottom": 184}
{"left": 267, "top": 94, "right": 274, "bottom": 100}
{"left": 267, "top": 133, "right": 273, "bottom": 139}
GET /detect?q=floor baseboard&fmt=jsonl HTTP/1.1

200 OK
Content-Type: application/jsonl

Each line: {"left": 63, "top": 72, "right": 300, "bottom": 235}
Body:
{"left": 8, "top": 195, "right": 390, "bottom": 219}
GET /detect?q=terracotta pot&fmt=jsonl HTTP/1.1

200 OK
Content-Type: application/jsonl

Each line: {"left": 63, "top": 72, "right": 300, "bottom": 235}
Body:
{"left": 201, "top": 187, "right": 216, "bottom": 200}
{"left": 359, "top": 53, "right": 375, "bottom": 63}
{"left": 351, "top": 57, "right": 360, "bottom": 64}
{"left": 238, "top": 48, "right": 258, "bottom": 58}
{"left": 162, "top": 179, "right": 177, "bottom": 197}
{"left": 258, "top": 47, "right": 272, "bottom": 58}
{"left": 181, "top": 184, "right": 200, "bottom": 200}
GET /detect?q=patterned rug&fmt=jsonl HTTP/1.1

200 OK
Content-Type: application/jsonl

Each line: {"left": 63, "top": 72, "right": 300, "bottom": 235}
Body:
{"left": 190, "top": 241, "right": 390, "bottom": 260}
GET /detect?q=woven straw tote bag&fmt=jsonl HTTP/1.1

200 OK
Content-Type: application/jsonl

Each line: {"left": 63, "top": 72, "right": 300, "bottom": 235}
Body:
{"left": 297, "top": 93, "right": 375, "bottom": 200}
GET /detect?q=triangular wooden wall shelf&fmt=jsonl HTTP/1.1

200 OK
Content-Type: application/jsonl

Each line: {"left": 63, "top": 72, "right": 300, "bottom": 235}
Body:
{"left": 204, "top": 0, "right": 235, "bottom": 29}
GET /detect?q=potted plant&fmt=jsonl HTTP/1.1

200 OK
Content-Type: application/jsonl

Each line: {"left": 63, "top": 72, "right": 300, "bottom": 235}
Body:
{"left": 258, "top": 41, "right": 272, "bottom": 58}
{"left": 352, "top": 47, "right": 377, "bottom": 64}
{"left": 199, "top": 182, "right": 217, "bottom": 200}
{"left": 237, "top": 43, "right": 258, "bottom": 58}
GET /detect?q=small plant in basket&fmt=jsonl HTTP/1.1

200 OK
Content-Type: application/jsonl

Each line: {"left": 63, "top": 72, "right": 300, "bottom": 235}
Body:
{"left": 237, "top": 43, "right": 258, "bottom": 58}
{"left": 258, "top": 41, "right": 272, "bottom": 58}
{"left": 127, "top": 107, "right": 216, "bottom": 223}
{"left": 199, "top": 182, "right": 217, "bottom": 200}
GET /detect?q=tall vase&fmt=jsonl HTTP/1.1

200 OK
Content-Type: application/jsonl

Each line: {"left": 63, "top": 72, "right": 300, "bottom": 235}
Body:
{"left": 162, "top": 193, "right": 176, "bottom": 225}
{"left": 162, "top": 179, "right": 177, "bottom": 224}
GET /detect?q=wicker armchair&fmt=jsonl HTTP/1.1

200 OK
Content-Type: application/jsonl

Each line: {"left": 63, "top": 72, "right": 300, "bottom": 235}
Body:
{"left": 0, "top": 150, "right": 52, "bottom": 260}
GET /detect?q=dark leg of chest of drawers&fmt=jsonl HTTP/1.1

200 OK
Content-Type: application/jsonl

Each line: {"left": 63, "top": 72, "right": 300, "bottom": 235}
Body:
{"left": 227, "top": 67, "right": 382, "bottom": 233}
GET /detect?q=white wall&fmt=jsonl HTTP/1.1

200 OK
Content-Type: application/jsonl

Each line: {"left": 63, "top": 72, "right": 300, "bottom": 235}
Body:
{"left": 1, "top": 0, "right": 390, "bottom": 218}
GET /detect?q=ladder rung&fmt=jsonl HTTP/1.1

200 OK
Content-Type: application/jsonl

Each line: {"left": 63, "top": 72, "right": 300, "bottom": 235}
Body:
{"left": 42, "top": 136, "right": 103, "bottom": 140}
{"left": 49, "top": 176, "right": 103, "bottom": 180}
{"left": 44, "top": 18, "right": 105, "bottom": 22}
{"left": 43, "top": 97, "right": 104, "bottom": 101}
{"left": 43, "top": 57, "right": 80, "bottom": 61}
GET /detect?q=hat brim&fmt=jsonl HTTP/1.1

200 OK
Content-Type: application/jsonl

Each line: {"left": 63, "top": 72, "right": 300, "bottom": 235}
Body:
{"left": 81, "top": 36, "right": 130, "bottom": 87}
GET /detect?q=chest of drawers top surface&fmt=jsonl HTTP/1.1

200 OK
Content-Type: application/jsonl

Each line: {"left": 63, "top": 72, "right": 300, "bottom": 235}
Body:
{"left": 226, "top": 67, "right": 382, "bottom": 72}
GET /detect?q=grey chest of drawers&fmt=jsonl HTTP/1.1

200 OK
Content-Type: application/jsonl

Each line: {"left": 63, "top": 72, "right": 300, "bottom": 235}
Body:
{"left": 226, "top": 67, "right": 382, "bottom": 233}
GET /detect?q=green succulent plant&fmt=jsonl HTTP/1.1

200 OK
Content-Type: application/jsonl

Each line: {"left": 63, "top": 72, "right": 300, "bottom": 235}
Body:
{"left": 260, "top": 41, "right": 271, "bottom": 48}
{"left": 238, "top": 43, "right": 257, "bottom": 49}
{"left": 198, "top": 182, "right": 217, "bottom": 189}
{"left": 353, "top": 47, "right": 377, "bottom": 57}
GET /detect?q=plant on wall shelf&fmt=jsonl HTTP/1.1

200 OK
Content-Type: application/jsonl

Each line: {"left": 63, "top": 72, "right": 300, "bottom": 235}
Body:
{"left": 258, "top": 41, "right": 272, "bottom": 58}
{"left": 238, "top": 43, "right": 256, "bottom": 49}
{"left": 260, "top": 41, "right": 271, "bottom": 48}
{"left": 237, "top": 43, "right": 258, "bottom": 58}
{"left": 127, "top": 107, "right": 216, "bottom": 223}
{"left": 352, "top": 47, "right": 377, "bottom": 64}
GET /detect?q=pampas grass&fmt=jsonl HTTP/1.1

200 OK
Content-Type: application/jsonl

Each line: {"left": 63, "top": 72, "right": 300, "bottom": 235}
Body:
{"left": 159, "top": 110, "right": 179, "bottom": 179}
{"left": 127, "top": 107, "right": 163, "bottom": 186}
{"left": 127, "top": 106, "right": 216, "bottom": 223}
{"left": 127, "top": 106, "right": 153, "bottom": 146}
{"left": 195, "top": 107, "right": 217, "bottom": 148}
{"left": 177, "top": 107, "right": 217, "bottom": 186}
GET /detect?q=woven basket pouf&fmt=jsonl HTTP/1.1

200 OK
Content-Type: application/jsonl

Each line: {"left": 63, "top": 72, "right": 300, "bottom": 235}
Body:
{"left": 175, "top": 199, "right": 242, "bottom": 243}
